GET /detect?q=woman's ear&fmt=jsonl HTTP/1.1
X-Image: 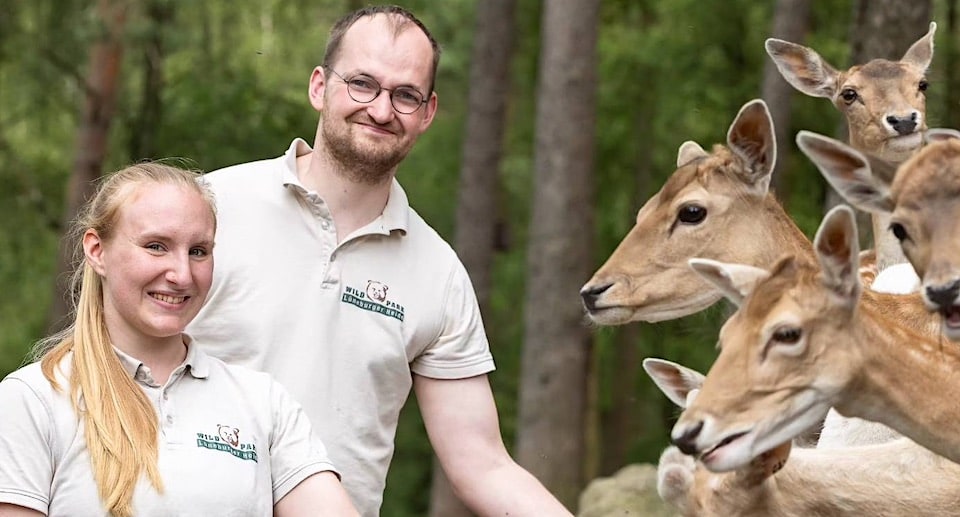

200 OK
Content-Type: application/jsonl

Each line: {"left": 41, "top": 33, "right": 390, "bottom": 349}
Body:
{"left": 83, "top": 229, "right": 107, "bottom": 276}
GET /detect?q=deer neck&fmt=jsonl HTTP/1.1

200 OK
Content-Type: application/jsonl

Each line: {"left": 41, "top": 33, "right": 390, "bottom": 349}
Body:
{"left": 759, "top": 442, "right": 960, "bottom": 516}
{"left": 871, "top": 212, "right": 909, "bottom": 271}
{"left": 839, "top": 295, "right": 960, "bottom": 463}
{"left": 759, "top": 193, "right": 815, "bottom": 263}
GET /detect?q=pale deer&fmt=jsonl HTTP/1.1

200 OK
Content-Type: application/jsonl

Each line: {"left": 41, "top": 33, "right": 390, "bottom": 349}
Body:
{"left": 798, "top": 130, "right": 960, "bottom": 340}
{"left": 671, "top": 205, "right": 960, "bottom": 470}
{"left": 766, "top": 22, "right": 936, "bottom": 272}
{"left": 646, "top": 358, "right": 960, "bottom": 517}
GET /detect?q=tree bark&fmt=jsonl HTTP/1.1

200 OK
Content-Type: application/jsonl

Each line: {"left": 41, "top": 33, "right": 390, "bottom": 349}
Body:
{"left": 47, "top": 0, "right": 128, "bottom": 332}
{"left": 428, "top": 0, "right": 517, "bottom": 515}
{"left": 128, "top": 0, "right": 172, "bottom": 161}
{"left": 516, "top": 0, "right": 599, "bottom": 508}
{"left": 761, "top": 0, "right": 810, "bottom": 197}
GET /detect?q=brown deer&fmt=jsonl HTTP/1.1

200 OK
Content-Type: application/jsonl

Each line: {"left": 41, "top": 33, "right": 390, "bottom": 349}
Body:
{"left": 765, "top": 22, "right": 936, "bottom": 271}
{"left": 671, "top": 205, "right": 960, "bottom": 470}
{"left": 798, "top": 129, "right": 960, "bottom": 340}
{"left": 646, "top": 358, "right": 960, "bottom": 517}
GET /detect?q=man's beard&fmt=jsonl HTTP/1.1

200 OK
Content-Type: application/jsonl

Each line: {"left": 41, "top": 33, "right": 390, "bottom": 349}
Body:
{"left": 321, "top": 114, "right": 411, "bottom": 185}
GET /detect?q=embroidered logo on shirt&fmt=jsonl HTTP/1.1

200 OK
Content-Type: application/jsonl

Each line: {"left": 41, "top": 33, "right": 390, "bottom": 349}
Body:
{"left": 195, "top": 424, "right": 258, "bottom": 462}
{"left": 341, "top": 280, "right": 405, "bottom": 321}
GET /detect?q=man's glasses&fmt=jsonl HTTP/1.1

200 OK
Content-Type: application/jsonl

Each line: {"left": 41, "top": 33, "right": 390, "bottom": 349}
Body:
{"left": 327, "top": 68, "right": 427, "bottom": 115}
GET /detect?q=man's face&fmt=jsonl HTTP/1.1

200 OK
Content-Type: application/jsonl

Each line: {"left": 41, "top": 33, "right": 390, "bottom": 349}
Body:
{"left": 316, "top": 15, "right": 437, "bottom": 184}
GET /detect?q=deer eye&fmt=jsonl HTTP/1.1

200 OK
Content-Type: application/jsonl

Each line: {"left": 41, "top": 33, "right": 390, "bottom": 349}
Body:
{"left": 677, "top": 204, "right": 707, "bottom": 224}
{"left": 772, "top": 326, "right": 802, "bottom": 344}
{"left": 919, "top": 79, "right": 929, "bottom": 92}
{"left": 840, "top": 88, "right": 858, "bottom": 104}
{"left": 889, "top": 222, "right": 909, "bottom": 242}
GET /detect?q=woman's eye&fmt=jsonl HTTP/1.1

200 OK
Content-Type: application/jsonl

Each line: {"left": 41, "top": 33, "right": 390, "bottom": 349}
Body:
{"left": 677, "top": 205, "right": 707, "bottom": 224}
{"left": 189, "top": 248, "right": 208, "bottom": 257}
{"left": 146, "top": 243, "right": 164, "bottom": 252}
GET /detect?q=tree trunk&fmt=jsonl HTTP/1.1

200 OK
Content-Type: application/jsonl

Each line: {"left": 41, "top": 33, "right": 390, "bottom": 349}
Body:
{"left": 46, "top": 0, "right": 128, "bottom": 332}
{"left": 428, "top": 0, "right": 517, "bottom": 515}
{"left": 516, "top": 0, "right": 599, "bottom": 508}
{"left": 761, "top": 0, "right": 810, "bottom": 197}
{"left": 129, "top": 0, "right": 172, "bottom": 161}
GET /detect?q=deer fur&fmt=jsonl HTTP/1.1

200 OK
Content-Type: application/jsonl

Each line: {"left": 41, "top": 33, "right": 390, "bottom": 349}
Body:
{"left": 766, "top": 22, "right": 936, "bottom": 272}
{"left": 645, "top": 358, "right": 960, "bottom": 517}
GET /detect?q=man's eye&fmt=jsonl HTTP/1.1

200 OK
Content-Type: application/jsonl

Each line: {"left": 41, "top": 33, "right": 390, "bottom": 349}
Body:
{"left": 349, "top": 77, "right": 378, "bottom": 91}
{"left": 189, "top": 248, "right": 208, "bottom": 257}
{"left": 393, "top": 88, "right": 422, "bottom": 105}
{"left": 146, "top": 243, "right": 164, "bottom": 252}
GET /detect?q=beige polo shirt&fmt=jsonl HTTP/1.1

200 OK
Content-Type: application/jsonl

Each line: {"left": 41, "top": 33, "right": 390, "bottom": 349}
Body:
{"left": 0, "top": 340, "right": 337, "bottom": 516}
{"left": 188, "top": 138, "right": 496, "bottom": 515}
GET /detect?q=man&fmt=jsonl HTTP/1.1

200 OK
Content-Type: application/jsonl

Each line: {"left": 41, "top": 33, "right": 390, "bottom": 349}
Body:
{"left": 187, "top": 5, "right": 572, "bottom": 516}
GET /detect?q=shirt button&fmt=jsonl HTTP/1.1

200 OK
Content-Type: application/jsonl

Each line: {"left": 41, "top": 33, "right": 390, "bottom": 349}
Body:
{"left": 166, "top": 415, "right": 173, "bottom": 424}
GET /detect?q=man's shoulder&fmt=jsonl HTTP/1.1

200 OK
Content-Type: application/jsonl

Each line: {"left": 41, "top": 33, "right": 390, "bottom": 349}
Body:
{"left": 401, "top": 206, "right": 458, "bottom": 257}
{"left": 203, "top": 155, "right": 284, "bottom": 187}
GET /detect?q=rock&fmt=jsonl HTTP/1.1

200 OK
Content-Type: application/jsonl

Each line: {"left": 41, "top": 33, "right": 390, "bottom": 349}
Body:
{"left": 577, "top": 463, "right": 679, "bottom": 517}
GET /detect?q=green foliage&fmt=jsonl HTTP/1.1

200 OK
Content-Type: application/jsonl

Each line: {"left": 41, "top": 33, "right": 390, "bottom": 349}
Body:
{"left": 0, "top": 0, "right": 952, "bottom": 512}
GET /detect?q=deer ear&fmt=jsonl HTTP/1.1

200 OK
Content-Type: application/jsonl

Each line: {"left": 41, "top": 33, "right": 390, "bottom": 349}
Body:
{"left": 642, "top": 358, "right": 706, "bottom": 408}
{"left": 677, "top": 140, "right": 708, "bottom": 167}
{"left": 727, "top": 99, "right": 776, "bottom": 194}
{"left": 925, "top": 127, "right": 960, "bottom": 144}
{"left": 815, "top": 205, "right": 861, "bottom": 306}
{"left": 765, "top": 38, "right": 840, "bottom": 99}
{"left": 902, "top": 21, "right": 936, "bottom": 71}
{"left": 797, "top": 130, "right": 894, "bottom": 214}
{"left": 689, "top": 258, "right": 770, "bottom": 306}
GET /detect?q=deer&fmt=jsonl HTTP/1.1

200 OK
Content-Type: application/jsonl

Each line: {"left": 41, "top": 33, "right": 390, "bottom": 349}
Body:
{"left": 579, "top": 98, "right": 935, "bottom": 448}
{"left": 797, "top": 129, "right": 960, "bottom": 341}
{"left": 645, "top": 357, "right": 960, "bottom": 517}
{"left": 670, "top": 204, "right": 960, "bottom": 471}
{"left": 765, "top": 22, "right": 936, "bottom": 273}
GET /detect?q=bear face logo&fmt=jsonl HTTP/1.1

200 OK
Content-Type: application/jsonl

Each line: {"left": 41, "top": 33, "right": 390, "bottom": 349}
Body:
{"left": 218, "top": 425, "right": 240, "bottom": 447}
{"left": 366, "top": 280, "right": 389, "bottom": 303}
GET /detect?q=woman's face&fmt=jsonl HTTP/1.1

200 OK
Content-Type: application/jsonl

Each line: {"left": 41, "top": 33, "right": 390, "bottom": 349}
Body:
{"left": 84, "top": 182, "right": 215, "bottom": 349}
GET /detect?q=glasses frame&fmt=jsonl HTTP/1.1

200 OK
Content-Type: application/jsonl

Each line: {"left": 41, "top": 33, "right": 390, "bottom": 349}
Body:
{"left": 326, "top": 68, "right": 428, "bottom": 115}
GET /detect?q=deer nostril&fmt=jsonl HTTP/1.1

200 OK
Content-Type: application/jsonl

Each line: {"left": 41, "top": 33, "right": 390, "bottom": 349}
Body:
{"left": 580, "top": 283, "right": 613, "bottom": 310}
{"left": 887, "top": 114, "right": 918, "bottom": 136}
{"left": 926, "top": 280, "right": 960, "bottom": 309}
{"left": 671, "top": 420, "right": 704, "bottom": 456}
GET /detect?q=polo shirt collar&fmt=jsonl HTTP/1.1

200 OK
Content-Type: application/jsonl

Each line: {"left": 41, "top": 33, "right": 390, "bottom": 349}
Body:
{"left": 113, "top": 335, "right": 210, "bottom": 381}
{"left": 279, "top": 138, "right": 410, "bottom": 234}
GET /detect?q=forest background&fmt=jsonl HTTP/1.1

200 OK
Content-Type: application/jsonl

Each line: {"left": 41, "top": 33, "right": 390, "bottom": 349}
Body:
{"left": 0, "top": 0, "right": 953, "bottom": 514}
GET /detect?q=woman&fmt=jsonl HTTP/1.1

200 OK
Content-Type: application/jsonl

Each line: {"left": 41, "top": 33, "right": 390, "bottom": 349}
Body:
{"left": 0, "top": 163, "right": 358, "bottom": 516}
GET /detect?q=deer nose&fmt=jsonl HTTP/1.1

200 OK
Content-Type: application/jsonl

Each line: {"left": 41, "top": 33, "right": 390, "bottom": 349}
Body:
{"left": 926, "top": 279, "right": 960, "bottom": 310}
{"left": 886, "top": 112, "right": 918, "bottom": 135}
{"left": 671, "top": 420, "right": 704, "bottom": 456}
{"left": 580, "top": 283, "right": 612, "bottom": 311}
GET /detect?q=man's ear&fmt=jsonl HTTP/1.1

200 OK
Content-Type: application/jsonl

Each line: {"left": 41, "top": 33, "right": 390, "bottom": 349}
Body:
{"left": 308, "top": 66, "right": 328, "bottom": 112}
{"left": 83, "top": 229, "right": 107, "bottom": 276}
{"left": 419, "top": 91, "right": 439, "bottom": 131}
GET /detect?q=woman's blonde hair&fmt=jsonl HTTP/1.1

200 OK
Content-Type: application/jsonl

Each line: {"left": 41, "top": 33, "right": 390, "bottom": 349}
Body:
{"left": 36, "top": 162, "right": 216, "bottom": 517}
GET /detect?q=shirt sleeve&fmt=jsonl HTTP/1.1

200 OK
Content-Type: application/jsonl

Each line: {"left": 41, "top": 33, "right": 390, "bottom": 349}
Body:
{"left": 268, "top": 378, "right": 339, "bottom": 502}
{"left": 0, "top": 374, "right": 55, "bottom": 514}
{"left": 411, "top": 259, "right": 496, "bottom": 379}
